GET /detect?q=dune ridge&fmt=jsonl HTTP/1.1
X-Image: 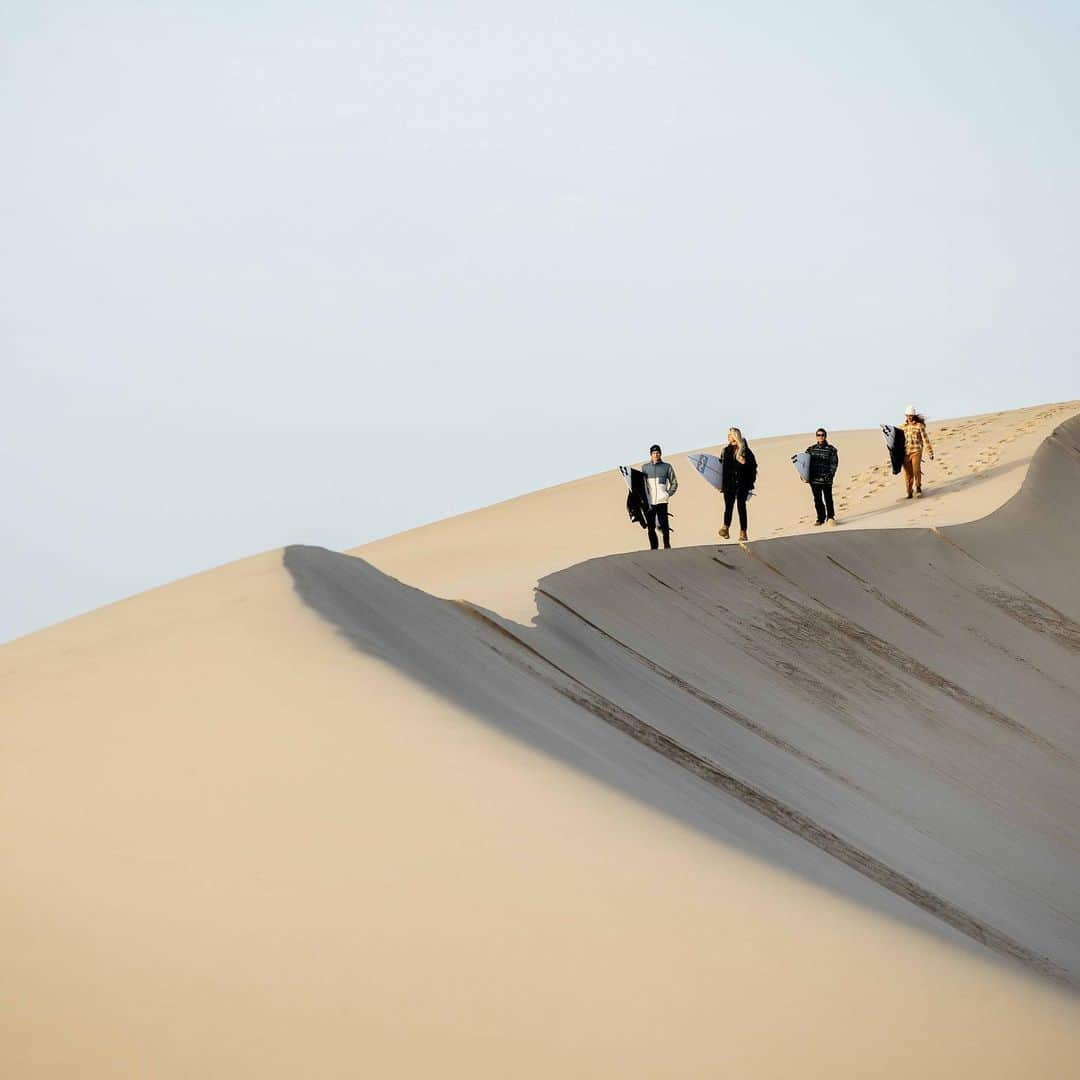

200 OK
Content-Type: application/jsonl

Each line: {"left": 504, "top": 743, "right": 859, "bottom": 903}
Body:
{"left": 357, "top": 400, "right": 1080, "bottom": 624}
{"left": 286, "top": 412, "right": 1080, "bottom": 984}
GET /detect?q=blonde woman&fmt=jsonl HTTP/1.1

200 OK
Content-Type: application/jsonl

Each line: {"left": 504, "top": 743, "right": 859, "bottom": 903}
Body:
{"left": 718, "top": 428, "right": 758, "bottom": 541}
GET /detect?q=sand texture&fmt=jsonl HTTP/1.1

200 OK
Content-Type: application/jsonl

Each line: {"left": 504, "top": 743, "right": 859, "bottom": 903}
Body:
{"left": 358, "top": 400, "right": 1079, "bottom": 624}
{"left": 2, "top": 402, "right": 1079, "bottom": 1077}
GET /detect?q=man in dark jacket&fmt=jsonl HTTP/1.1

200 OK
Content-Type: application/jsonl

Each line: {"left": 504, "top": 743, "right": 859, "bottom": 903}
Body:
{"left": 806, "top": 428, "right": 839, "bottom": 526}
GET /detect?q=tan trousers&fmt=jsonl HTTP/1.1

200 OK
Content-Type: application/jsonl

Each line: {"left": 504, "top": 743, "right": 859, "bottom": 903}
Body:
{"left": 903, "top": 450, "right": 922, "bottom": 495}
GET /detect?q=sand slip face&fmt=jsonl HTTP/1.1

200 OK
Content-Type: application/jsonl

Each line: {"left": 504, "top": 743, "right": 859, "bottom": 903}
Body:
{"left": 3, "top": 547, "right": 1080, "bottom": 1078}
{"left": 357, "top": 400, "right": 1079, "bottom": 624}
{"left": 2, "top": 401, "right": 1080, "bottom": 1076}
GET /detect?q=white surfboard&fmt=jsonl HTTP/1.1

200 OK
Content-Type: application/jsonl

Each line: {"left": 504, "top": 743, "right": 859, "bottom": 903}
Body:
{"left": 792, "top": 452, "right": 811, "bottom": 483}
{"left": 687, "top": 452, "right": 723, "bottom": 492}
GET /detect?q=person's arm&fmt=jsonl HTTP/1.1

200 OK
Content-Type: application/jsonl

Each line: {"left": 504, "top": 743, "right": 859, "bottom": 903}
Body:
{"left": 922, "top": 424, "right": 934, "bottom": 458}
{"left": 830, "top": 446, "right": 838, "bottom": 480}
{"left": 666, "top": 463, "right": 678, "bottom": 497}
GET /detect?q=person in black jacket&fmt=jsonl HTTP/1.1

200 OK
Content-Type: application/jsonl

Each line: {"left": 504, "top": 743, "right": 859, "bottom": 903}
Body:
{"left": 718, "top": 427, "right": 757, "bottom": 541}
{"left": 805, "top": 427, "right": 839, "bottom": 526}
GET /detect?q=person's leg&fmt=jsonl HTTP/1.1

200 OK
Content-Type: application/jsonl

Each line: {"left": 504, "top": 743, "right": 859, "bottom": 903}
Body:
{"left": 723, "top": 492, "right": 735, "bottom": 527}
{"left": 645, "top": 506, "right": 659, "bottom": 549}
{"left": 737, "top": 493, "right": 748, "bottom": 535}
{"left": 657, "top": 504, "right": 671, "bottom": 548}
{"left": 903, "top": 455, "right": 915, "bottom": 497}
{"left": 661, "top": 504, "right": 672, "bottom": 548}
{"left": 812, "top": 484, "right": 826, "bottom": 523}
{"left": 911, "top": 449, "right": 923, "bottom": 493}
{"left": 823, "top": 482, "right": 835, "bottom": 520}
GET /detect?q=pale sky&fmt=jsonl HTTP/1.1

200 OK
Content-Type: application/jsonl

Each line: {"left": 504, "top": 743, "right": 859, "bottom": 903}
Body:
{"left": 3, "top": 1, "right": 1077, "bottom": 642}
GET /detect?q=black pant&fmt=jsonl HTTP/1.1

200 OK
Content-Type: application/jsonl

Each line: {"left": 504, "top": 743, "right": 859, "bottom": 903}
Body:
{"left": 723, "top": 491, "right": 748, "bottom": 532}
{"left": 645, "top": 504, "right": 670, "bottom": 549}
{"left": 812, "top": 482, "right": 835, "bottom": 523}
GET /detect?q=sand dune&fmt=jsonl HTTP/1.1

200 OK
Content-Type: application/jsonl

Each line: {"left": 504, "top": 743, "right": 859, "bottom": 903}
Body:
{"left": 358, "top": 400, "right": 1079, "bottom": 623}
{"left": 2, "top": 401, "right": 1079, "bottom": 1077}
{"left": 290, "top": 409, "right": 1080, "bottom": 983}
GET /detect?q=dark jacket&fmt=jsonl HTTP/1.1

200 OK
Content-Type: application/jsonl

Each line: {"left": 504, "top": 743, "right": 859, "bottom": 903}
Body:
{"left": 805, "top": 442, "right": 838, "bottom": 485}
{"left": 721, "top": 444, "right": 757, "bottom": 495}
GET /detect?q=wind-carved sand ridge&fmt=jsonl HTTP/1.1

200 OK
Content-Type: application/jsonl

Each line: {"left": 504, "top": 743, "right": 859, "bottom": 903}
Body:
{"left": 287, "top": 412, "right": 1080, "bottom": 985}
{"left": 357, "top": 400, "right": 1080, "bottom": 625}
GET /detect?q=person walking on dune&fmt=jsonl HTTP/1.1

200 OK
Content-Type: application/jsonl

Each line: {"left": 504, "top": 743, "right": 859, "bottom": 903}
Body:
{"left": 806, "top": 427, "right": 839, "bottom": 525}
{"left": 718, "top": 428, "right": 757, "bottom": 541}
{"left": 901, "top": 406, "right": 934, "bottom": 498}
{"left": 642, "top": 443, "right": 678, "bottom": 549}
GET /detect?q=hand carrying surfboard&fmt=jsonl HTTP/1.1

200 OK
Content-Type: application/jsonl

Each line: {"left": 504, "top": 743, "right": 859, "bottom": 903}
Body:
{"left": 688, "top": 452, "right": 755, "bottom": 499}
{"left": 791, "top": 452, "right": 811, "bottom": 483}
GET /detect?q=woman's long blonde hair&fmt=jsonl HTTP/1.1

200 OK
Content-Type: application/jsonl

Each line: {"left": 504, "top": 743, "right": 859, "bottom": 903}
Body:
{"left": 728, "top": 427, "right": 748, "bottom": 464}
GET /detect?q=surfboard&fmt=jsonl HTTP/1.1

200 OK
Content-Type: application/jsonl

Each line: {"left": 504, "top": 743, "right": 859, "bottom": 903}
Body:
{"left": 687, "top": 452, "right": 723, "bottom": 492}
{"left": 792, "top": 452, "right": 811, "bottom": 482}
{"left": 881, "top": 425, "right": 906, "bottom": 475}
{"left": 618, "top": 466, "right": 649, "bottom": 529}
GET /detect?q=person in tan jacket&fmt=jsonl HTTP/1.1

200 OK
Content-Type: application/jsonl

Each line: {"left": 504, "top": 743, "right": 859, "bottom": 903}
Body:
{"left": 901, "top": 406, "right": 934, "bottom": 498}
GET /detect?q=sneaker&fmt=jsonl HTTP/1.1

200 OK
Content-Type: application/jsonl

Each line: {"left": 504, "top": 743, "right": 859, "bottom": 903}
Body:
{"left": 813, "top": 520, "right": 824, "bottom": 527}
{"left": 825, "top": 518, "right": 837, "bottom": 528}
{"left": 738, "top": 531, "right": 748, "bottom": 542}
{"left": 915, "top": 490, "right": 923, "bottom": 498}
{"left": 718, "top": 525, "right": 729, "bottom": 539}
{"left": 906, "top": 492, "right": 913, "bottom": 500}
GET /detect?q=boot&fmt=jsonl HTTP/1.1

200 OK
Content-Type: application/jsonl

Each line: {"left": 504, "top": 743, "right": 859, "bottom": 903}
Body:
{"left": 718, "top": 525, "right": 729, "bottom": 539}
{"left": 738, "top": 530, "right": 748, "bottom": 542}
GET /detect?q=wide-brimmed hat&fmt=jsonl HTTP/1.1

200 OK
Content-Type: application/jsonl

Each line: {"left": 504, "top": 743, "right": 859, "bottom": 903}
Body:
{"left": 904, "top": 404, "right": 917, "bottom": 416}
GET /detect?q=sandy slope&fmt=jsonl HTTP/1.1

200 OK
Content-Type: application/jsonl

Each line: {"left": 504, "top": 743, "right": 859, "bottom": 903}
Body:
{"left": 358, "top": 400, "right": 1079, "bottom": 623}
{"left": 517, "top": 416, "right": 1080, "bottom": 979}
{"left": 2, "top": 401, "right": 1079, "bottom": 1078}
